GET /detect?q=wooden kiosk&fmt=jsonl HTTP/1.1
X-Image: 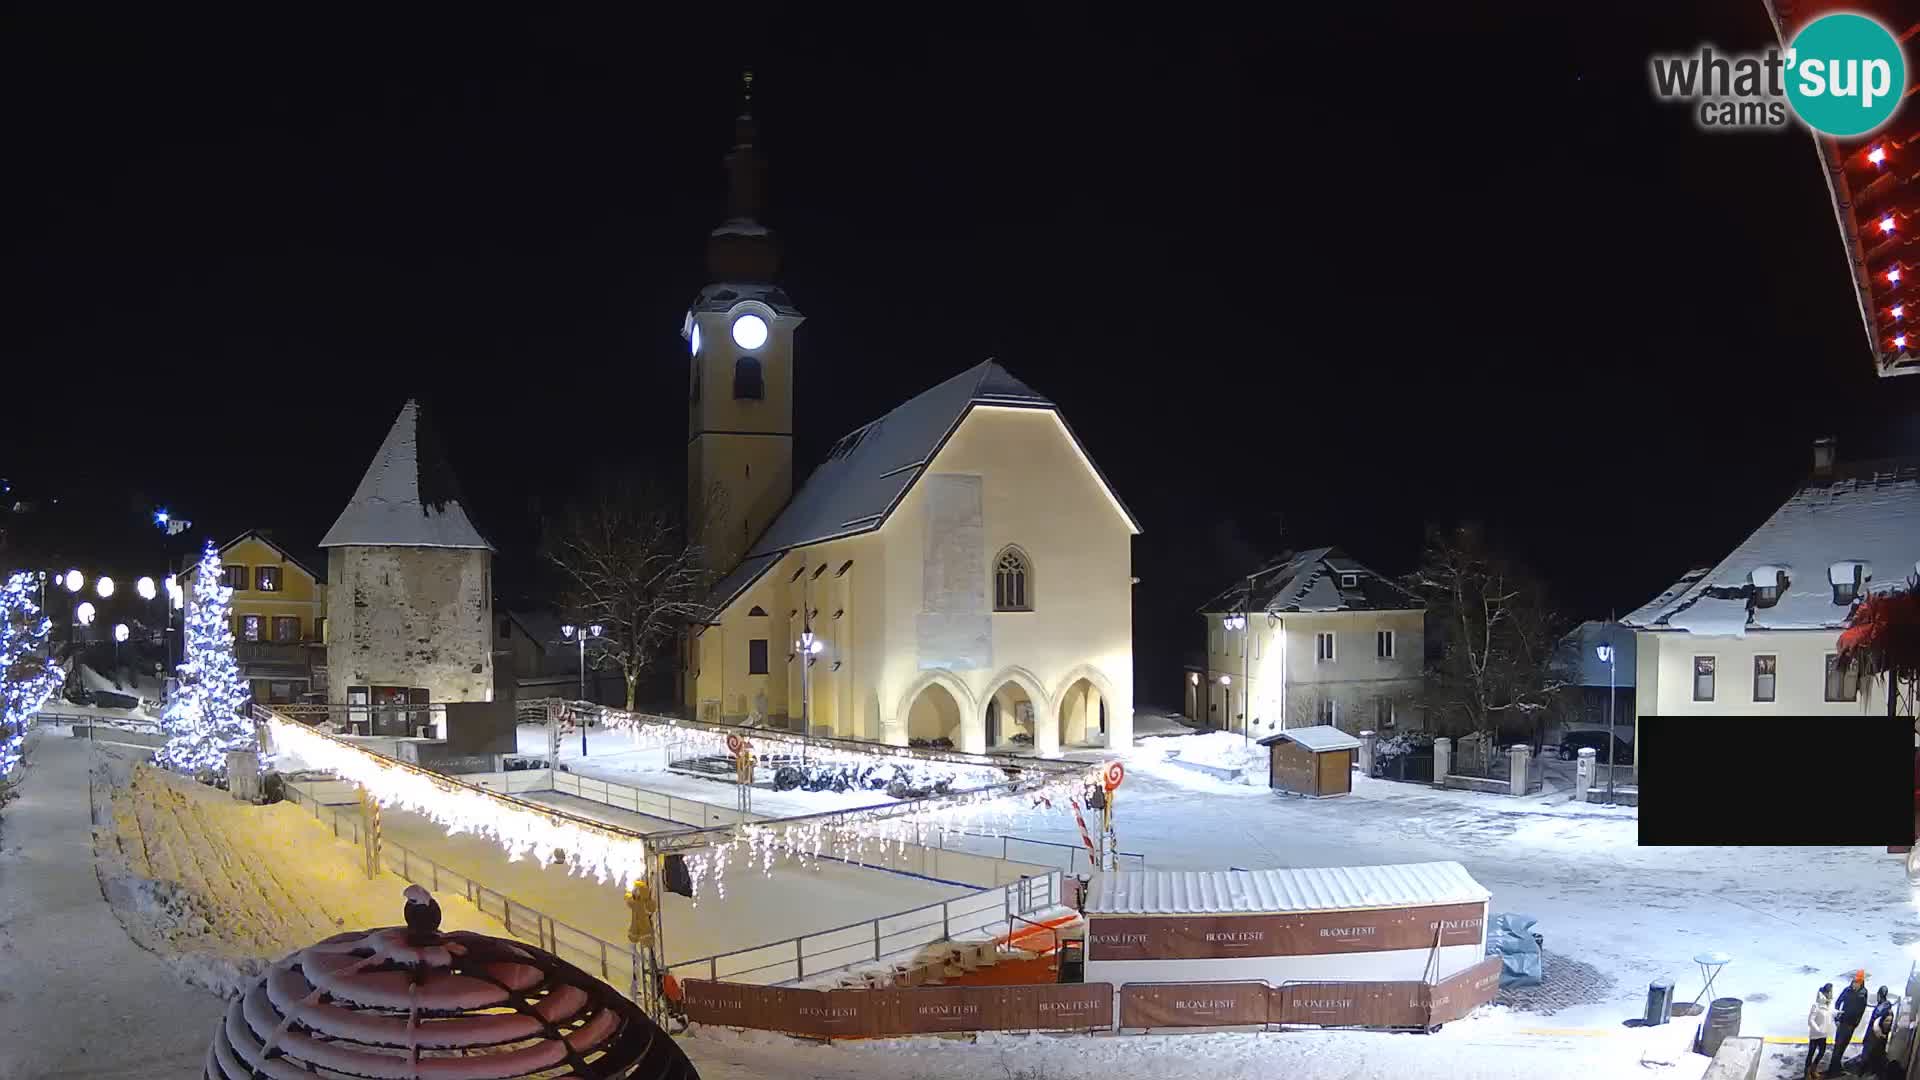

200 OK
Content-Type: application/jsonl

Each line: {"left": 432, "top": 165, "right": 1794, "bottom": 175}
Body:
{"left": 1259, "top": 724, "right": 1361, "bottom": 797}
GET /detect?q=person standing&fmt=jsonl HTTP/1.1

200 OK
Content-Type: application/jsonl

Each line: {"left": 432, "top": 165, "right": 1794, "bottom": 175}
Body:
{"left": 1831, "top": 972, "right": 1871, "bottom": 1078}
{"left": 1861, "top": 988, "right": 1895, "bottom": 1077}
{"left": 1813, "top": 984, "right": 1839, "bottom": 1079}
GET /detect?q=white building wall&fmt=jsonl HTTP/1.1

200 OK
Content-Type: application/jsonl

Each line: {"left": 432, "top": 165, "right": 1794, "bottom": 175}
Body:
{"left": 1203, "top": 609, "right": 1426, "bottom": 736}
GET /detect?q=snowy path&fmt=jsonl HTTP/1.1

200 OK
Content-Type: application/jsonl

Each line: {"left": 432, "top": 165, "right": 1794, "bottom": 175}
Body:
{"left": 0, "top": 731, "right": 225, "bottom": 1079}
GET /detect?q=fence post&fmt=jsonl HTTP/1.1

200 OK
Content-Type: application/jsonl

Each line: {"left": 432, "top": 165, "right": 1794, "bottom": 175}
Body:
{"left": 795, "top": 938, "right": 805, "bottom": 980}
{"left": 874, "top": 920, "right": 882, "bottom": 961}
{"left": 600, "top": 940, "right": 609, "bottom": 979}
{"left": 943, "top": 901, "right": 951, "bottom": 940}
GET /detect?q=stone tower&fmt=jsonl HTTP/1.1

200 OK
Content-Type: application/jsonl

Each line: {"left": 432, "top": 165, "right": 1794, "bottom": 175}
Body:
{"left": 686, "top": 74, "right": 805, "bottom": 577}
{"left": 320, "top": 400, "right": 495, "bottom": 721}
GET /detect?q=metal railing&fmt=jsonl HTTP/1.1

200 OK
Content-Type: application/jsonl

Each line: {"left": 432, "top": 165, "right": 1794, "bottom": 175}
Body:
{"left": 550, "top": 769, "right": 759, "bottom": 829}
{"left": 278, "top": 780, "right": 647, "bottom": 999}
{"left": 666, "top": 870, "right": 1060, "bottom": 986}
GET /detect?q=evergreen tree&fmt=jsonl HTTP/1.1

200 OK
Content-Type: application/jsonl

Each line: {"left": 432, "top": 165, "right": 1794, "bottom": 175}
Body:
{"left": 157, "top": 540, "right": 253, "bottom": 776}
{"left": 1, "top": 570, "right": 64, "bottom": 782}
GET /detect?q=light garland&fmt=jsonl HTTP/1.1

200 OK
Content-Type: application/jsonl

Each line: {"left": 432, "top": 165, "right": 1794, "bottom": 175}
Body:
{"left": 269, "top": 717, "right": 653, "bottom": 889}
{"left": 1, "top": 571, "right": 64, "bottom": 780}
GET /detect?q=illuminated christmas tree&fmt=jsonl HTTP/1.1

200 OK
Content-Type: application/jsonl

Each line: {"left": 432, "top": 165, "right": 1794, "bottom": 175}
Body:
{"left": 157, "top": 540, "right": 253, "bottom": 777}
{"left": 1, "top": 571, "right": 64, "bottom": 781}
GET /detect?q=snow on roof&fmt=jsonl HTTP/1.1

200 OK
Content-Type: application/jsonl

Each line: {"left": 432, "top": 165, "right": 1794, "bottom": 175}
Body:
{"left": 692, "top": 282, "right": 802, "bottom": 317}
{"left": 710, "top": 217, "right": 770, "bottom": 238}
{"left": 1256, "top": 724, "right": 1361, "bottom": 752}
{"left": 1085, "top": 861, "right": 1489, "bottom": 916}
{"left": 1199, "top": 547, "right": 1420, "bottom": 615}
{"left": 704, "top": 360, "right": 1140, "bottom": 612}
{"left": 1623, "top": 459, "right": 1920, "bottom": 633}
{"left": 319, "top": 400, "right": 493, "bottom": 551}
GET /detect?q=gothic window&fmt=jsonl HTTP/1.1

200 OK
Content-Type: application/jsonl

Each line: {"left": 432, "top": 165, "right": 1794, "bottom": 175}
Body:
{"left": 733, "top": 356, "right": 764, "bottom": 400}
{"left": 994, "top": 546, "right": 1032, "bottom": 611}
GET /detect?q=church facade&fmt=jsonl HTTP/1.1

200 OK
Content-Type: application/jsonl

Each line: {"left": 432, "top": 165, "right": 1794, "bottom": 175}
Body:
{"left": 680, "top": 99, "right": 1139, "bottom": 756}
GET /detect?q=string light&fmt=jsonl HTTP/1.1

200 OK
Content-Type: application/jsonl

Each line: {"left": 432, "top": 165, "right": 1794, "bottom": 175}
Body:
{"left": 1869, "top": 146, "right": 1887, "bottom": 165}
{"left": 1882, "top": 216, "right": 1897, "bottom": 234}
{"left": 1, "top": 572, "right": 64, "bottom": 779}
{"left": 1895, "top": 306, "right": 1905, "bottom": 320}
{"left": 268, "top": 716, "right": 654, "bottom": 888}
{"left": 1889, "top": 268, "right": 1902, "bottom": 285}
{"left": 156, "top": 540, "right": 253, "bottom": 777}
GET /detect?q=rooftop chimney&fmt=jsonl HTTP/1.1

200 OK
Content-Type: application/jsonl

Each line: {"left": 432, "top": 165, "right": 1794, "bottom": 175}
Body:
{"left": 1812, "top": 436, "right": 1837, "bottom": 476}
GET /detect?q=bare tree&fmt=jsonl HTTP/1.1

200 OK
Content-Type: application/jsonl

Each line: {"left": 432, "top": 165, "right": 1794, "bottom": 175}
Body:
{"left": 542, "top": 475, "right": 726, "bottom": 711}
{"left": 1405, "top": 523, "right": 1567, "bottom": 755}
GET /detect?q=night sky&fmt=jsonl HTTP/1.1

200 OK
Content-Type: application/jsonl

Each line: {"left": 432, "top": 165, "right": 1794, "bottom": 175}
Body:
{"left": 7, "top": 7, "right": 1920, "bottom": 707}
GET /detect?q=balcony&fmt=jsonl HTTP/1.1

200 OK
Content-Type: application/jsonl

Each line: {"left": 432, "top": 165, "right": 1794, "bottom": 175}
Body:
{"left": 235, "top": 641, "right": 321, "bottom": 668}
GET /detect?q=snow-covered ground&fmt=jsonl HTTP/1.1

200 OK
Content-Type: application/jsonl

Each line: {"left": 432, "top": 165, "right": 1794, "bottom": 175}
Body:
{"left": 680, "top": 1012, "right": 1710, "bottom": 1080}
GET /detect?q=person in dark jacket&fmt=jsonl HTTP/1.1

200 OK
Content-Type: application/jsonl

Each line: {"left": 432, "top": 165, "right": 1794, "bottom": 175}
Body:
{"left": 1830, "top": 972, "right": 1870, "bottom": 1077}
{"left": 1860, "top": 988, "right": 1894, "bottom": 1076}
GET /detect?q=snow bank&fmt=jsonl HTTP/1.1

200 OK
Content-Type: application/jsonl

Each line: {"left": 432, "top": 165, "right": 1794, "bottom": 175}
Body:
{"left": 1120, "top": 730, "right": 1268, "bottom": 790}
{"left": 89, "top": 747, "right": 523, "bottom": 1000}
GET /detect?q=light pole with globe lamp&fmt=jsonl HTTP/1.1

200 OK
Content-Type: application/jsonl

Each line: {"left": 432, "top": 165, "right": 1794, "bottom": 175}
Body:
{"left": 1595, "top": 642, "right": 1618, "bottom": 805}
{"left": 560, "top": 623, "right": 603, "bottom": 756}
{"left": 796, "top": 626, "right": 824, "bottom": 759}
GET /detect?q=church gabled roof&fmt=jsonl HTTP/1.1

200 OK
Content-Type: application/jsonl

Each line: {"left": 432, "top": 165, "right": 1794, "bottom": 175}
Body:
{"left": 319, "top": 400, "right": 494, "bottom": 551}
{"left": 703, "top": 360, "right": 1139, "bottom": 614}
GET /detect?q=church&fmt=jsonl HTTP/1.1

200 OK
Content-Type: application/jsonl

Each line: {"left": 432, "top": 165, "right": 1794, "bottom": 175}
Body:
{"left": 680, "top": 94, "right": 1139, "bottom": 756}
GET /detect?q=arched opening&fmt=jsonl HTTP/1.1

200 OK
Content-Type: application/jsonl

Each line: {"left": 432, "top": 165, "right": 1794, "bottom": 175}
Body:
{"left": 983, "top": 681, "right": 1036, "bottom": 749}
{"left": 733, "top": 355, "right": 764, "bottom": 400}
{"left": 1057, "top": 677, "right": 1106, "bottom": 748}
{"left": 906, "top": 682, "right": 963, "bottom": 747}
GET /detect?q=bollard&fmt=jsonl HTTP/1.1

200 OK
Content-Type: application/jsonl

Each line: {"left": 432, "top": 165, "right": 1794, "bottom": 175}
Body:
{"left": 1433, "top": 737, "right": 1452, "bottom": 788}
{"left": 1508, "top": 744, "right": 1530, "bottom": 796}
{"left": 1576, "top": 747, "right": 1596, "bottom": 803}
{"left": 1358, "top": 730, "right": 1376, "bottom": 776}
{"left": 1645, "top": 979, "right": 1673, "bottom": 1026}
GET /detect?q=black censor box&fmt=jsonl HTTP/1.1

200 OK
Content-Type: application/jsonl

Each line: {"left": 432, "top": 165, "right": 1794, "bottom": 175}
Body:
{"left": 1638, "top": 716, "right": 1913, "bottom": 846}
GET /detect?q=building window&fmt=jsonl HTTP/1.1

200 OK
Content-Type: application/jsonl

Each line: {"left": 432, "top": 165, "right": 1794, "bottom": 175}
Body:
{"left": 1376, "top": 629, "right": 1395, "bottom": 659}
{"left": 1340, "top": 572, "right": 1359, "bottom": 588}
{"left": 1834, "top": 567, "right": 1863, "bottom": 606}
{"left": 256, "top": 566, "right": 281, "bottom": 592}
{"left": 1315, "top": 631, "right": 1336, "bottom": 662}
{"left": 223, "top": 564, "right": 248, "bottom": 591}
{"left": 1210, "top": 622, "right": 1221, "bottom": 653}
{"left": 1692, "top": 656, "right": 1715, "bottom": 701}
{"left": 315, "top": 616, "right": 327, "bottom": 644}
{"left": 1317, "top": 698, "right": 1339, "bottom": 726}
{"left": 748, "top": 605, "right": 768, "bottom": 617}
{"left": 239, "top": 614, "right": 263, "bottom": 643}
{"left": 1753, "top": 655, "right": 1777, "bottom": 702}
{"left": 1826, "top": 654, "right": 1862, "bottom": 702}
{"left": 272, "top": 616, "right": 300, "bottom": 644}
{"left": 1375, "top": 697, "right": 1396, "bottom": 729}
{"left": 690, "top": 360, "right": 701, "bottom": 403}
{"left": 733, "top": 356, "right": 764, "bottom": 400}
{"left": 748, "top": 639, "right": 769, "bottom": 675}
{"left": 836, "top": 560, "right": 854, "bottom": 577}
{"left": 994, "top": 547, "right": 1032, "bottom": 611}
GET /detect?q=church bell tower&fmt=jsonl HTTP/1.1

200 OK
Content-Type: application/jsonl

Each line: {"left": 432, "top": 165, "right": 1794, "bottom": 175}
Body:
{"left": 686, "top": 72, "right": 803, "bottom": 576}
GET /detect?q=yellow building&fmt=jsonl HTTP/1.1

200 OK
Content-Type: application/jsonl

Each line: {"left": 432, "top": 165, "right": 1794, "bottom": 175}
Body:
{"left": 679, "top": 103, "right": 1140, "bottom": 756}
{"left": 181, "top": 530, "right": 328, "bottom": 704}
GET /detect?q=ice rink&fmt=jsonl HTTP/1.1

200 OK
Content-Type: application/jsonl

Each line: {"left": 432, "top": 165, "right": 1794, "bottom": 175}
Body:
{"left": 286, "top": 776, "right": 978, "bottom": 975}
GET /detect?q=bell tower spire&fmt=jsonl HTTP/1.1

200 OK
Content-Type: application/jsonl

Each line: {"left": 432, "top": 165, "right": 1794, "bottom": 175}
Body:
{"left": 685, "top": 70, "right": 803, "bottom": 581}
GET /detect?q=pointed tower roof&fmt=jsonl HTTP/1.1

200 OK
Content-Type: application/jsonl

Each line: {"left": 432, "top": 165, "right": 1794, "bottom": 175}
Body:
{"left": 706, "top": 70, "right": 780, "bottom": 283}
{"left": 319, "top": 400, "right": 493, "bottom": 551}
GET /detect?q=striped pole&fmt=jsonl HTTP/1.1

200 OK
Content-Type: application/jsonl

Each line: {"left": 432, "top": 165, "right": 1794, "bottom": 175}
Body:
{"left": 1070, "top": 798, "right": 1097, "bottom": 859}
{"left": 360, "top": 788, "right": 381, "bottom": 880}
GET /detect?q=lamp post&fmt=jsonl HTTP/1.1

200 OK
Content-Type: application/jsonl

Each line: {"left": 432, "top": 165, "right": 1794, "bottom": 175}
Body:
{"left": 1224, "top": 611, "right": 1249, "bottom": 743}
{"left": 797, "top": 626, "right": 824, "bottom": 753}
{"left": 560, "top": 623, "right": 603, "bottom": 756}
{"left": 1595, "top": 642, "right": 1617, "bottom": 805}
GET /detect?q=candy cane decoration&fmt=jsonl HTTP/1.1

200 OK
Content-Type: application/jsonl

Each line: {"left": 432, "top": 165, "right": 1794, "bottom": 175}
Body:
{"left": 1070, "top": 797, "right": 1097, "bottom": 857}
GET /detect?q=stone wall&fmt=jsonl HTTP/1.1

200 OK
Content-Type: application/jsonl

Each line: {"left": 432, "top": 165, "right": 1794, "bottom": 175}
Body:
{"left": 326, "top": 546, "right": 493, "bottom": 704}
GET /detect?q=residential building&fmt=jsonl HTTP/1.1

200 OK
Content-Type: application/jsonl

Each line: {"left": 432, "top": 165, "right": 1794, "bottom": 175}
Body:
{"left": 179, "top": 530, "right": 328, "bottom": 705}
{"left": 680, "top": 102, "right": 1139, "bottom": 755}
{"left": 497, "top": 609, "right": 625, "bottom": 706}
{"left": 1623, "top": 440, "right": 1919, "bottom": 774}
{"left": 320, "top": 400, "right": 497, "bottom": 738}
{"left": 1194, "top": 547, "right": 1426, "bottom": 739}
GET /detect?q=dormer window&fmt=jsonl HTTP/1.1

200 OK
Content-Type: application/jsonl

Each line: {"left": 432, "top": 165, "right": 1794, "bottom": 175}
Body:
{"left": 811, "top": 564, "right": 828, "bottom": 580}
{"left": 836, "top": 560, "right": 854, "bottom": 577}
{"left": 1830, "top": 561, "right": 1868, "bottom": 606}
{"left": 789, "top": 565, "right": 806, "bottom": 584}
{"left": 1750, "top": 566, "right": 1788, "bottom": 609}
{"left": 1339, "top": 572, "right": 1358, "bottom": 588}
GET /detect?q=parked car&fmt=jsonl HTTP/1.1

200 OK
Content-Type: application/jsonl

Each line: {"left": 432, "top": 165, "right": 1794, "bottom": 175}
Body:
{"left": 1557, "top": 729, "right": 1633, "bottom": 765}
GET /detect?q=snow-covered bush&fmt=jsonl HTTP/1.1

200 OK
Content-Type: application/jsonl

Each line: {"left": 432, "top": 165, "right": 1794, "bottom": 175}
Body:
{"left": 1375, "top": 731, "right": 1435, "bottom": 762}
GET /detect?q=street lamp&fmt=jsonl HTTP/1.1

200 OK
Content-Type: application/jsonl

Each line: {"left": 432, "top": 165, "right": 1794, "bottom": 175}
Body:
{"left": 1595, "top": 642, "right": 1618, "bottom": 804}
{"left": 76, "top": 601, "right": 96, "bottom": 626}
{"left": 96, "top": 576, "right": 114, "bottom": 599}
{"left": 136, "top": 576, "right": 156, "bottom": 600}
{"left": 560, "top": 623, "right": 603, "bottom": 756}
{"left": 63, "top": 570, "right": 83, "bottom": 593}
{"left": 796, "top": 628, "right": 824, "bottom": 749}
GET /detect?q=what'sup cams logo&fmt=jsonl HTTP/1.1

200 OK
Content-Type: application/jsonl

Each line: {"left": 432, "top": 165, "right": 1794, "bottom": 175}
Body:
{"left": 1651, "top": 12, "right": 1906, "bottom": 136}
